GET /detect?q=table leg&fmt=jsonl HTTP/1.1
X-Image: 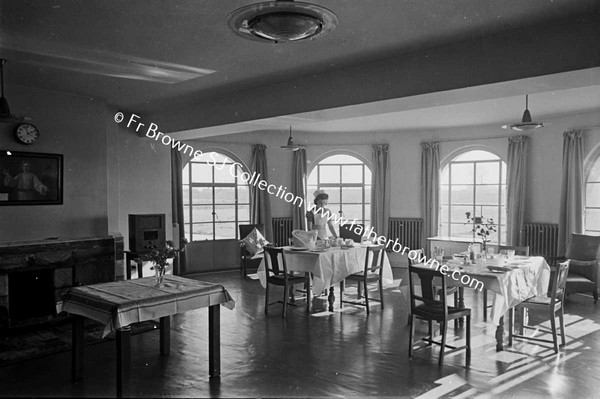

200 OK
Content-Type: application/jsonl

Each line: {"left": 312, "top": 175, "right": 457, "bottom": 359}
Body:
{"left": 160, "top": 316, "right": 171, "bottom": 355}
{"left": 71, "top": 315, "right": 84, "bottom": 381}
{"left": 208, "top": 305, "right": 220, "bottom": 379}
{"left": 328, "top": 287, "right": 335, "bottom": 312}
{"left": 495, "top": 316, "right": 504, "bottom": 352}
{"left": 116, "top": 327, "right": 131, "bottom": 398}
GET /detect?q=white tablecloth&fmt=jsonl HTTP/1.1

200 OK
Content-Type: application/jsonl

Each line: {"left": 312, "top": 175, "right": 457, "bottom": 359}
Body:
{"left": 257, "top": 245, "right": 394, "bottom": 294}
{"left": 442, "top": 256, "right": 551, "bottom": 325}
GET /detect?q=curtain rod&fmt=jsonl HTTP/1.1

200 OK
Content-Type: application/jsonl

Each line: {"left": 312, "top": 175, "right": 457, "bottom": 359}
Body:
{"left": 423, "top": 134, "right": 524, "bottom": 144}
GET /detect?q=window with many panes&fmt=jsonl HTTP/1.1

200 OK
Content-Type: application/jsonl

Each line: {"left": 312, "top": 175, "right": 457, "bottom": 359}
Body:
{"left": 182, "top": 151, "right": 250, "bottom": 241}
{"left": 440, "top": 150, "right": 507, "bottom": 244}
{"left": 307, "top": 154, "right": 371, "bottom": 226}
{"left": 585, "top": 154, "right": 600, "bottom": 235}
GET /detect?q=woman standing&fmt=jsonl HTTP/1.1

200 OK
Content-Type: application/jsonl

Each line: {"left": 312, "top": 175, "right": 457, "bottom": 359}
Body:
{"left": 306, "top": 189, "right": 338, "bottom": 240}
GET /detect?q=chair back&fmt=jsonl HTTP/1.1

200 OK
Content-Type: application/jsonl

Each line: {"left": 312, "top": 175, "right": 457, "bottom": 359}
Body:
{"left": 551, "top": 260, "right": 570, "bottom": 305}
{"left": 566, "top": 233, "right": 600, "bottom": 261}
{"left": 239, "top": 224, "right": 264, "bottom": 240}
{"left": 340, "top": 224, "right": 364, "bottom": 243}
{"left": 499, "top": 245, "right": 530, "bottom": 256}
{"left": 407, "top": 248, "right": 424, "bottom": 267}
{"left": 408, "top": 262, "right": 449, "bottom": 317}
{"left": 263, "top": 246, "right": 287, "bottom": 277}
{"left": 364, "top": 245, "right": 385, "bottom": 274}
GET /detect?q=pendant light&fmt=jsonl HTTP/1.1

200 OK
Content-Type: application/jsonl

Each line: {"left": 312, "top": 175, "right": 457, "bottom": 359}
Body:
{"left": 502, "top": 94, "right": 543, "bottom": 131}
{"left": 280, "top": 126, "right": 305, "bottom": 151}
{"left": 0, "top": 59, "right": 32, "bottom": 123}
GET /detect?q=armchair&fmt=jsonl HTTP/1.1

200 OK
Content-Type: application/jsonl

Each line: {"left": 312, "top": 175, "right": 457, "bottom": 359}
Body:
{"left": 560, "top": 233, "right": 600, "bottom": 303}
{"left": 239, "top": 224, "right": 265, "bottom": 278}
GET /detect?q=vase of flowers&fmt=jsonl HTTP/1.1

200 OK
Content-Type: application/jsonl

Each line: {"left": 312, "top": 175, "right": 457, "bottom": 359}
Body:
{"left": 465, "top": 212, "right": 497, "bottom": 251}
{"left": 136, "top": 240, "right": 185, "bottom": 287}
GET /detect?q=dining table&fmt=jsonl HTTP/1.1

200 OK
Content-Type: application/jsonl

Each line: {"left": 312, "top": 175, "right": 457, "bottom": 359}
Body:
{"left": 59, "top": 275, "right": 235, "bottom": 397}
{"left": 257, "top": 244, "right": 394, "bottom": 312}
{"left": 414, "top": 255, "right": 551, "bottom": 351}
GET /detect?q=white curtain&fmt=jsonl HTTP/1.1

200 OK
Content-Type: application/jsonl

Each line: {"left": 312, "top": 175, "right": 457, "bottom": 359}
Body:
{"left": 371, "top": 144, "right": 390, "bottom": 238}
{"left": 291, "top": 149, "right": 307, "bottom": 230}
{"left": 506, "top": 135, "right": 529, "bottom": 246}
{"left": 421, "top": 142, "right": 440, "bottom": 255}
{"left": 558, "top": 130, "right": 585, "bottom": 255}
{"left": 250, "top": 144, "right": 273, "bottom": 242}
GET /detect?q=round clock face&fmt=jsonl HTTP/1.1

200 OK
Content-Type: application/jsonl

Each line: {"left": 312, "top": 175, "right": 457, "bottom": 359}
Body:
{"left": 14, "top": 123, "right": 40, "bottom": 145}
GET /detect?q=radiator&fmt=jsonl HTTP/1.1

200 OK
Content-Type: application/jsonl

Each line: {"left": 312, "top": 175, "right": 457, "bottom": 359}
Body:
{"left": 271, "top": 217, "right": 293, "bottom": 246}
{"left": 388, "top": 218, "right": 423, "bottom": 250}
{"left": 523, "top": 223, "right": 559, "bottom": 260}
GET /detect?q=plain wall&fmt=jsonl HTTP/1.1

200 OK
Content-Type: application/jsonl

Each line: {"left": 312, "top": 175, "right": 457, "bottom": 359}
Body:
{"left": 0, "top": 85, "right": 109, "bottom": 241}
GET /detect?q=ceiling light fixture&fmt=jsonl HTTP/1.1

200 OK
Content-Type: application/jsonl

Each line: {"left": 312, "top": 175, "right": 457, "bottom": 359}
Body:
{"left": 502, "top": 94, "right": 544, "bottom": 131}
{"left": 227, "top": 0, "right": 337, "bottom": 43}
{"left": 0, "top": 59, "right": 32, "bottom": 123}
{"left": 281, "top": 126, "right": 306, "bottom": 151}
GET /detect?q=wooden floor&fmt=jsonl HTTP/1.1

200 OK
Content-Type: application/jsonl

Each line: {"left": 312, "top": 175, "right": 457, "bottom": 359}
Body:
{"left": 1, "top": 268, "right": 599, "bottom": 398}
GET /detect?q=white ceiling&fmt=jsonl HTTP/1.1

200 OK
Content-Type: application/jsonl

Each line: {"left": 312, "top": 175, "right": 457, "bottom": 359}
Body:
{"left": 1, "top": 0, "right": 599, "bottom": 137}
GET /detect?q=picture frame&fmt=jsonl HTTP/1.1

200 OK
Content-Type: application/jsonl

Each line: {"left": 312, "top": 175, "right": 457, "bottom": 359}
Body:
{"left": 0, "top": 150, "right": 63, "bottom": 205}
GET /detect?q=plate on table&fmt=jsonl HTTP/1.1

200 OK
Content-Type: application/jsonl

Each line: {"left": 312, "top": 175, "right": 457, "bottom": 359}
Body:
{"left": 487, "top": 265, "right": 511, "bottom": 273}
{"left": 289, "top": 247, "right": 308, "bottom": 251}
{"left": 310, "top": 248, "right": 328, "bottom": 252}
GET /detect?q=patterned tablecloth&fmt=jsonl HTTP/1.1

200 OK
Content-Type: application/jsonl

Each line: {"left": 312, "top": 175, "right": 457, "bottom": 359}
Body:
{"left": 60, "top": 275, "right": 235, "bottom": 337}
{"left": 257, "top": 245, "right": 394, "bottom": 294}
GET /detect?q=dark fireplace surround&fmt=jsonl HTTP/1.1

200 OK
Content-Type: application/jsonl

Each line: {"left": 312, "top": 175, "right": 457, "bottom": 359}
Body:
{"left": 0, "top": 235, "right": 123, "bottom": 329}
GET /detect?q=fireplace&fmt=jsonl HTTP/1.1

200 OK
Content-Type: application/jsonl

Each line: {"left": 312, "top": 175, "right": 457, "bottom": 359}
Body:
{"left": 9, "top": 269, "right": 55, "bottom": 322}
{"left": 0, "top": 234, "right": 123, "bottom": 329}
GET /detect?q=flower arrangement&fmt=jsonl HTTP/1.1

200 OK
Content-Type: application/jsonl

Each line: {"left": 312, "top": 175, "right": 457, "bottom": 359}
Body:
{"left": 136, "top": 239, "right": 187, "bottom": 284}
{"left": 465, "top": 212, "right": 497, "bottom": 250}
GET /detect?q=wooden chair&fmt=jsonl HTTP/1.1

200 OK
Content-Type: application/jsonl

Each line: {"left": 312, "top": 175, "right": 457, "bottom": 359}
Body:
{"left": 239, "top": 224, "right": 265, "bottom": 278}
{"left": 559, "top": 233, "right": 600, "bottom": 303}
{"left": 340, "top": 223, "right": 364, "bottom": 243}
{"left": 263, "top": 246, "right": 311, "bottom": 318}
{"left": 408, "top": 261, "right": 471, "bottom": 366}
{"left": 509, "top": 260, "right": 570, "bottom": 353}
{"left": 409, "top": 249, "right": 458, "bottom": 311}
{"left": 339, "top": 245, "right": 385, "bottom": 314}
{"left": 483, "top": 245, "right": 530, "bottom": 321}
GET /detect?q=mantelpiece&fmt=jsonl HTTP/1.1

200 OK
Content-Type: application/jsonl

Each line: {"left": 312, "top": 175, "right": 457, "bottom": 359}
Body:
{"left": 0, "top": 234, "right": 123, "bottom": 328}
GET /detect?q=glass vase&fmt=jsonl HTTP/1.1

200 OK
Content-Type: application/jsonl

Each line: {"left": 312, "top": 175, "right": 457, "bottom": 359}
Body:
{"left": 154, "top": 265, "right": 165, "bottom": 287}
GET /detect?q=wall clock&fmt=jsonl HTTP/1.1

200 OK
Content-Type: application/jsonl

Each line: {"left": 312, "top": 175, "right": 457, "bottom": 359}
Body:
{"left": 14, "top": 123, "right": 40, "bottom": 145}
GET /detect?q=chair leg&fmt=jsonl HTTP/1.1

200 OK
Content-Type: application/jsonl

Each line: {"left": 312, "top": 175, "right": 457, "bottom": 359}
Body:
{"left": 427, "top": 320, "right": 433, "bottom": 346}
{"left": 408, "top": 314, "right": 415, "bottom": 358}
{"left": 508, "top": 308, "right": 513, "bottom": 346}
{"left": 439, "top": 321, "right": 447, "bottom": 366}
{"left": 559, "top": 307, "right": 566, "bottom": 347}
{"left": 264, "top": 282, "right": 269, "bottom": 314}
{"left": 379, "top": 277, "right": 384, "bottom": 309}
{"left": 339, "top": 280, "right": 344, "bottom": 309}
{"left": 282, "top": 283, "right": 288, "bottom": 318}
{"left": 550, "top": 312, "right": 558, "bottom": 353}
{"left": 466, "top": 315, "right": 471, "bottom": 363}
{"left": 483, "top": 290, "right": 488, "bottom": 321}
{"left": 454, "top": 291, "right": 459, "bottom": 329}
{"left": 364, "top": 281, "right": 370, "bottom": 315}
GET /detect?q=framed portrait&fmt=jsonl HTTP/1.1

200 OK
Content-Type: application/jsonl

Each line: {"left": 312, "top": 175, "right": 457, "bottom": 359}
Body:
{"left": 0, "top": 150, "right": 63, "bottom": 205}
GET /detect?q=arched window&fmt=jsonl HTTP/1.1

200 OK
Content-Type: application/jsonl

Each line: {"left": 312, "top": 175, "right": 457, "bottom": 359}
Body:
{"left": 440, "top": 150, "right": 507, "bottom": 244}
{"left": 307, "top": 153, "right": 371, "bottom": 226}
{"left": 585, "top": 154, "right": 600, "bottom": 235}
{"left": 182, "top": 151, "right": 250, "bottom": 241}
